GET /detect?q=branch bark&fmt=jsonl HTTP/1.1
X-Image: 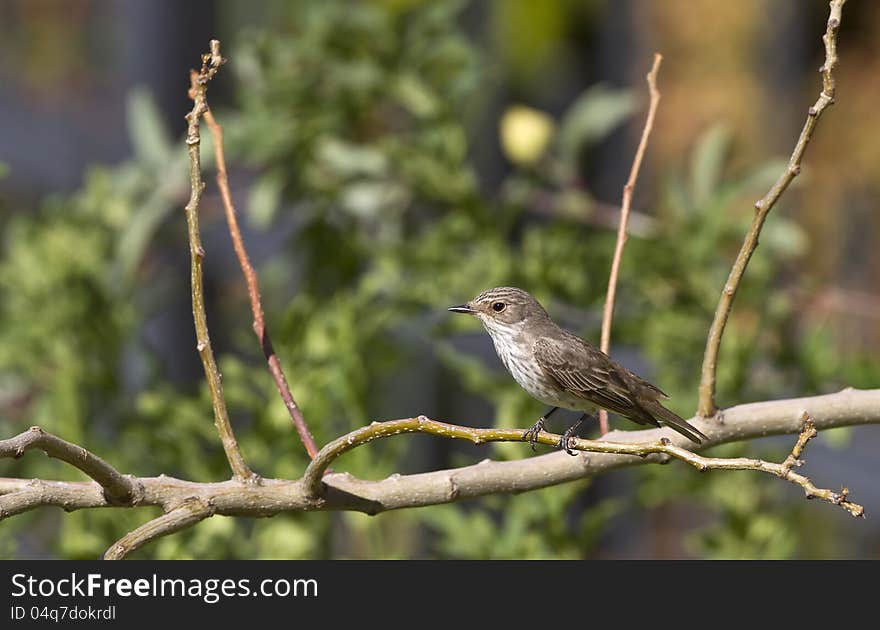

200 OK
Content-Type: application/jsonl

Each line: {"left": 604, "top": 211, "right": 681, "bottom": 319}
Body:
{"left": 203, "top": 109, "right": 319, "bottom": 460}
{"left": 184, "top": 40, "right": 255, "bottom": 481}
{"left": 0, "top": 426, "right": 139, "bottom": 504}
{"left": 102, "top": 497, "right": 214, "bottom": 560}
{"left": 697, "top": 0, "right": 847, "bottom": 417}
{"left": 2, "top": 389, "right": 875, "bottom": 535}
{"left": 598, "top": 52, "right": 663, "bottom": 435}
{"left": 302, "top": 411, "right": 861, "bottom": 518}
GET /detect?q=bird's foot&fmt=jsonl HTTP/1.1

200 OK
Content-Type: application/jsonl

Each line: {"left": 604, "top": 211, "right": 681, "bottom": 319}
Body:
{"left": 556, "top": 432, "right": 577, "bottom": 456}
{"left": 556, "top": 420, "right": 587, "bottom": 456}
{"left": 522, "top": 417, "right": 546, "bottom": 451}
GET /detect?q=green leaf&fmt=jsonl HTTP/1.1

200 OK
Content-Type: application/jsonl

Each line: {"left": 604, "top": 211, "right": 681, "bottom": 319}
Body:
{"left": 393, "top": 73, "right": 439, "bottom": 118}
{"left": 340, "top": 181, "right": 408, "bottom": 219}
{"left": 762, "top": 217, "right": 808, "bottom": 259}
{"left": 116, "top": 191, "right": 173, "bottom": 281}
{"left": 557, "top": 84, "right": 636, "bottom": 163}
{"left": 727, "top": 159, "right": 788, "bottom": 201}
{"left": 247, "top": 170, "right": 285, "bottom": 229}
{"left": 125, "top": 87, "right": 172, "bottom": 165}
{"left": 690, "top": 123, "right": 731, "bottom": 205}
{"left": 821, "top": 426, "right": 852, "bottom": 450}
{"left": 316, "top": 137, "right": 389, "bottom": 178}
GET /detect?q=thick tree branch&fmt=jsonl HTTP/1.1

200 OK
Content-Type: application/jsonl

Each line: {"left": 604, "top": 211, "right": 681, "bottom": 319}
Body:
{"left": 697, "top": 0, "right": 846, "bottom": 417}
{"left": 598, "top": 52, "right": 663, "bottom": 435}
{"left": 0, "top": 427, "right": 139, "bottom": 504}
{"left": 302, "top": 411, "right": 861, "bottom": 517}
{"left": 184, "top": 40, "right": 255, "bottom": 481}
{"left": 102, "top": 497, "right": 215, "bottom": 560}
{"left": 0, "top": 479, "right": 105, "bottom": 519}
{"left": 2, "top": 389, "right": 875, "bottom": 532}
{"left": 203, "top": 109, "right": 319, "bottom": 460}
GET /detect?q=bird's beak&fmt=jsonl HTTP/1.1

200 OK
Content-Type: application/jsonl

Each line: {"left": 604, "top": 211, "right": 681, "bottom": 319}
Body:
{"left": 448, "top": 303, "right": 475, "bottom": 314}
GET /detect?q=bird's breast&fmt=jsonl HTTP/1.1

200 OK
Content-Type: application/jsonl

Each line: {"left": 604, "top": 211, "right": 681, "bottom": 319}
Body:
{"left": 488, "top": 331, "right": 583, "bottom": 409}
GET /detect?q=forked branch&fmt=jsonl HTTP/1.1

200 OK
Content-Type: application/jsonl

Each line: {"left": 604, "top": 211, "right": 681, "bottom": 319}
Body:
{"left": 0, "top": 427, "right": 139, "bottom": 505}
{"left": 102, "top": 497, "right": 215, "bottom": 560}
{"left": 1, "top": 389, "right": 874, "bottom": 543}
{"left": 302, "top": 411, "right": 862, "bottom": 518}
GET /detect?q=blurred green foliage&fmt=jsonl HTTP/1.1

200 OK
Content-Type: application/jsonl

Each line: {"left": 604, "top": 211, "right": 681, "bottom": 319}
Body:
{"left": 0, "top": 0, "right": 875, "bottom": 559}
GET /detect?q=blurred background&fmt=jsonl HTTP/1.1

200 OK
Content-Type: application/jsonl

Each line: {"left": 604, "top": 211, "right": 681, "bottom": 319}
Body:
{"left": 1, "top": 0, "right": 878, "bottom": 559}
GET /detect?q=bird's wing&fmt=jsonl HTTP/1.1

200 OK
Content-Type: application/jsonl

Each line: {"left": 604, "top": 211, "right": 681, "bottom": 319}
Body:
{"left": 532, "top": 334, "right": 636, "bottom": 415}
{"left": 627, "top": 369, "right": 669, "bottom": 399}
{"left": 534, "top": 331, "right": 706, "bottom": 443}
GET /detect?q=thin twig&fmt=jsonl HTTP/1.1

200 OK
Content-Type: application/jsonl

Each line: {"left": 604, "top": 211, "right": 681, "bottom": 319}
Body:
{"left": 0, "top": 427, "right": 138, "bottom": 503}
{"left": 649, "top": 420, "right": 862, "bottom": 518}
{"left": 102, "top": 497, "right": 214, "bottom": 560}
{"left": 598, "top": 53, "right": 663, "bottom": 435}
{"left": 203, "top": 110, "right": 319, "bottom": 460}
{"left": 697, "top": 0, "right": 846, "bottom": 417}
{"left": 185, "top": 40, "right": 256, "bottom": 481}
{"left": 782, "top": 411, "right": 817, "bottom": 473}
{"left": 303, "top": 416, "right": 676, "bottom": 496}
{"left": 0, "top": 389, "right": 875, "bottom": 531}
{"left": 524, "top": 191, "right": 659, "bottom": 237}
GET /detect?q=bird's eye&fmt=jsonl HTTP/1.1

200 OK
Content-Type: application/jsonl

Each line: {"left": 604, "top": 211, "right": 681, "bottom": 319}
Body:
{"left": 492, "top": 302, "right": 506, "bottom": 312}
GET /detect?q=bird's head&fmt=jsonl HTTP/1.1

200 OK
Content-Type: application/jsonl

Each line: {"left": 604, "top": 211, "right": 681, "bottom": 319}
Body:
{"left": 448, "top": 287, "right": 549, "bottom": 335}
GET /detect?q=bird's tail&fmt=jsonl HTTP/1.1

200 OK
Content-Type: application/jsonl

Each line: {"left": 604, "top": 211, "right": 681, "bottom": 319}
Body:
{"left": 642, "top": 400, "right": 708, "bottom": 444}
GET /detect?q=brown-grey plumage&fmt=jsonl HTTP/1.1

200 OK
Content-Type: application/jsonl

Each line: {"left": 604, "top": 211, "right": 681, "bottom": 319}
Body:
{"left": 449, "top": 286, "right": 707, "bottom": 452}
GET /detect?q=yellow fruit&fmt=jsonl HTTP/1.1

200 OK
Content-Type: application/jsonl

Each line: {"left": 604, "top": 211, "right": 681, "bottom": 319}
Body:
{"left": 499, "top": 105, "right": 555, "bottom": 167}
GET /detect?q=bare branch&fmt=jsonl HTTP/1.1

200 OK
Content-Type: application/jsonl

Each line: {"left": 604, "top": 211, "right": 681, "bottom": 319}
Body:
{"left": 523, "top": 192, "right": 659, "bottom": 238}
{"left": 0, "top": 479, "right": 105, "bottom": 519}
{"left": 203, "top": 109, "right": 319, "bottom": 460}
{"left": 184, "top": 40, "right": 255, "bottom": 481}
{"left": 1, "top": 389, "right": 875, "bottom": 529}
{"left": 308, "top": 388, "right": 878, "bottom": 515}
{"left": 697, "top": 0, "right": 847, "bottom": 417}
{"left": 598, "top": 52, "right": 663, "bottom": 435}
{"left": 102, "top": 497, "right": 215, "bottom": 560}
{"left": 302, "top": 410, "right": 862, "bottom": 518}
{"left": 782, "top": 412, "right": 816, "bottom": 472}
{"left": 0, "top": 427, "right": 138, "bottom": 503}
{"left": 647, "top": 416, "right": 862, "bottom": 518}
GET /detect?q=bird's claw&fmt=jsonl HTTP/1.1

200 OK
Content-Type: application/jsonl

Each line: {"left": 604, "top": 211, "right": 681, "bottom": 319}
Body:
{"left": 522, "top": 417, "right": 546, "bottom": 451}
{"left": 557, "top": 428, "right": 579, "bottom": 456}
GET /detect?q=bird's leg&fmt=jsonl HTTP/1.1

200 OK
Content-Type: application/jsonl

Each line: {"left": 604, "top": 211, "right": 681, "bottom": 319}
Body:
{"left": 557, "top": 412, "right": 595, "bottom": 456}
{"left": 522, "top": 406, "right": 559, "bottom": 451}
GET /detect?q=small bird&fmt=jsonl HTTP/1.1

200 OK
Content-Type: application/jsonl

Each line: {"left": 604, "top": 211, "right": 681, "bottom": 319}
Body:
{"left": 449, "top": 287, "right": 707, "bottom": 454}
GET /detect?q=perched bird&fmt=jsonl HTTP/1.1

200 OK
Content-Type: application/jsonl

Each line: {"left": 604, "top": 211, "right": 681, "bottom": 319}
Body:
{"left": 449, "top": 287, "right": 707, "bottom": 454}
